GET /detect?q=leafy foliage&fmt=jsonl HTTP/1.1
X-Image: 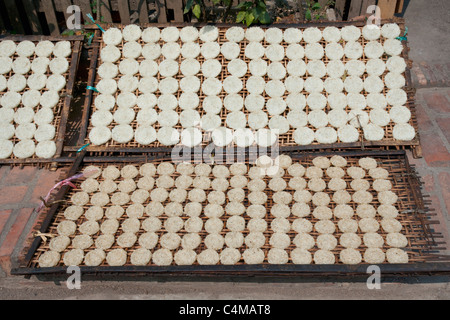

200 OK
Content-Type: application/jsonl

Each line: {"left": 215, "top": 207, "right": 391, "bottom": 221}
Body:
{"left": 236, "top": 1, "right": 271, "bottom": 26}
{"left": 305, "top": 0, "right": 335, "bottom": 21}
{"left": 184, "top": 0, "right": 271, "bottom": 26}
{"left": 184, "top": 0, "right": 205, "bottom": 20}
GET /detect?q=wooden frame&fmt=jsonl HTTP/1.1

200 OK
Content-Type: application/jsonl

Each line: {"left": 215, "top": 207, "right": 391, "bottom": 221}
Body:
{"left": 0, "top": 35, "right": 84, "bottom": 166}
{"left": 11, "top": 149, "right": 450, "bottom": 277}
{"left": 65, "top": 19, "right": 422, "bottom": 158}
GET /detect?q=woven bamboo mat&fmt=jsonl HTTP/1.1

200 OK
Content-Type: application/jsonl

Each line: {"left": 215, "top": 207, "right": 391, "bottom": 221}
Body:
{"left": 81, "top": 20, "right": 420, "bottom": 155}
{"left": 0, "top": 35, "right": 83, "bottom": 165}
{"left": 26, "top": 151, "right": 444, "bottom": 269}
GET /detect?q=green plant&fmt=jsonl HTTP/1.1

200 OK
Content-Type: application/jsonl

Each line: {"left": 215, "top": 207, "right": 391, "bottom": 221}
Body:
{"left": 90, "top": 0, "right": 104, "bottom": 22}
{"left": 91, "top": 0, "right": 98, "bottom": 14}
{"left": 305, "top": 0, "right": 335, "bottom": 21}
{"left": 62, "top": 29, "right": 76, "bottom": 36}
{"left": 184, "top": 0, "right": 270, "bottom": 25}
{"left": 184, "top": 0, "right": 207, "bottom": 20}
{"left": 236, "top": 1, "right": 271, "bottom": 26}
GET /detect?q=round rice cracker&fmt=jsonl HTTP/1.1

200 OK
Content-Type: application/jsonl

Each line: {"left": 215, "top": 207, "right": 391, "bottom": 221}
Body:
{"left": 134, "top": 126, "right": 156, "bottom": 145}
{"left": 245, "top": 27, "right": 265, "bottom": 42}
{"left": 34, "top": 108, "right": 54, "bottom": 125}
{"left": 89, "top": 126, "right": 112, "bottom": 146}
{"left": 58, "top": 249, "right": 85, "bottom": 267}
{"left": 111, "top": 125, "right": 134, "bottom": 144}
{"left": 100, "top": 45, "right": 121, "bottom": 63}
{"left": 0, "top": 40, "right": 17, "bottom": 58}
{"left": 225, "top": 26, "right": 245, "bottom": 42}
{"left": 157, "top": 126, "right": 180, "bottom": 146}
{"left": 384, "top": 38, "right": 403, "bottom": 56}
{"left": 38, "top": 251, "right": 60, "bottom": 267}
{"left": 381, "top": 23, "right": 401, "bottom": 38}
{"left": 201, "top": 59, "right": 222, "bottom": 78}
{"left": 313, "top": 250, "right": 335, "bottom": 264}
{"left": 362, "top": 24, "right": 381, "bottom": 40}
{"left": 199, "top": 25, "right": 219, "bottom": 42}
{"left": 254, "top": 129, "right": 277, "bottom": 148}
{"left": 103, "top": 27, "right": 123, "bottom": 45}
{"left": 386, "top": 248, "right": 409, "bottom": 263}
{"left": 220, "top": 42, "right": 241, "bottom": 60}
{"left": 364, "top": 248, "right": 386, "bottom": 264}
{"left": 200, "top": 42, "right": 220, "bottom": 59}
{"left": 52, "top": 41, "right": 71, "bottom": 58}
{"left": 13, "top": 140, "right": 35, "bottom": 159}
{"left": 392, "top": 123, "right": 416, "bottom": 141}
{"left": 390, "top": 105, "right": 411, "bottom": 124}
{"left": 16, "top": 40, "right": 35, "bottom": 57}
{"left": 180, "top": 127, "right": 202, "bottom": 147}
{"left": 227, "top": 59, "right": 247, "bottom": 77}
{"left": 35, "top": 141, "right": 56, "bottom": 159}
{"left": 293, "top": 127, "right": 315, "bottom": 146}
{"left": 340, "top": 248, "right": 362, "bottom": 264}
{"left": 315, "top": 127, "right": 338, "bottom": 144}
{"left": 7, "top": 74, "right": 27, "bottom": 92}
{"left": 0, "top": 140, "right": 14, "bottom": 159}
{"left": 15, "top": 123, "right": 36, "bottom": 140}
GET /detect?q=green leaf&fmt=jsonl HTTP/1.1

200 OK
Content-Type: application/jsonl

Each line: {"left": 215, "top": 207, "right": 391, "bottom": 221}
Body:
{"left": 245, "top": 12, "right": 255, "bottom": 26}
{"left": 305, "top": 9, "right": 312, "bottom": 20}
{"left": 312, "top": 2, "right": 321, "bottom": 10}
{"left": 212, "top": 0, "right": 221, "bottom": 5}
{"left": 184, "top": 0, "right": 194, "bottom": 13}
{"left": 252, "top": 7, "right": 261, "bottom": 20}
{"left": 259, "top": 11, "right": 271, "bottom": 24}
{"left": 192, "top": 4, "right": 201, "bottom": 18}
{"left": 236, "top": 1, "right": 252, "bottom": 9}
{"left": 257, "top": 0, "right": 266, "bottom": 9}
{"left": 236, "top": 10, "right": 246, "bottom": 23}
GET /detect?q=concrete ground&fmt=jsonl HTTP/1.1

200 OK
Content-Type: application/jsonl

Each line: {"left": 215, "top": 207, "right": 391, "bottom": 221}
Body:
{"left": 0, "top": 0, "right": 449, "bottom": 299}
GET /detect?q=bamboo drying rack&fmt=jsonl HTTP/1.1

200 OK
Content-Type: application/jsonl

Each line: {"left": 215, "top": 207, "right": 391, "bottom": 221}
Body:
{"left": 0, "top": 35, "right": 84, "bottom": 167}
{"left": 12, "top": 149, "right": 450, "bottom": 277}
{"left": 64, "top": 18, "right": 422, "bottom": 160}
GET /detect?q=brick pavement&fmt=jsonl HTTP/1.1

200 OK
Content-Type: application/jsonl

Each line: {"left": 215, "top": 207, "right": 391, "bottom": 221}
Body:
{"left": 407, "top": 88, "right": 450, "bottom": 253}
{"left": 411, "top": 62, "right": 450, "bottom": 89}
{"left": 0, "top": 167, "right": 64, "bottom": 275}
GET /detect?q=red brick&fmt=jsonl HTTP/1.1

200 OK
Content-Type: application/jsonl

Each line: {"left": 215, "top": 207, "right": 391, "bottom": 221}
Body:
{"left": 420, "top": 132, "right": 450, "bottom": 167}
{"left": 0, "top": 166, "right": 8, "bottom": 179}
{"left": 0, "top": 186, "right": 28, "bottom": 205}
{"left": 420, "top": 62, "right": 438, "bottom": 86}
{"left": 437, "top": 172, "right": 450, "bottom": 216}
{"left": 0, "top": 210, "right": 12, "bottom": 235}
{"left": 30, "top": 169, "right": 64, "bottom": 205}
{"left": 436, "top": 118, "right": 450, "bottom": 144}
{"left": 0, "top": 208, "right": 34, "bottom": 258}
{"left": 411, "top": 63, "right": 427, "bottom": 86}
{"left": 423, "top": 91, "right": 450, "bottom": 113}
{"left": 407, "top": 152, "right": 427, "bottom": 169}
{"left": 431, "top": 64, "right": 449, "bottom": 85}
{"left": 425, "top": 195, "right": 450, "bottom": 248}
{"left": 421, "top": 174, "right": 435, "bottom": 193}
{"left": 0, "top": 256, "right": 12, "bottom": 275}
{"left": 415, "top": 102, "right": 434, "bottom": 133}
{"left": 2, "top": 166, "right": 38, "bottom": 186}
